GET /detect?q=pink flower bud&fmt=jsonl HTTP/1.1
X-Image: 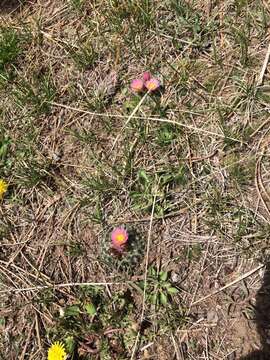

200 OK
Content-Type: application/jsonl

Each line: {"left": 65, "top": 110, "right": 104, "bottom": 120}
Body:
{"left": 142, "top": 72, "right": 151, "bottom": 82}
{"left": 130, "top": 79, "right": 144, "bottom": 93}
{"left": 111, "top": 228, "right": 128, "bottom": 252}
{"left": 145, "top": 78, "right": 160, "bottom": 92}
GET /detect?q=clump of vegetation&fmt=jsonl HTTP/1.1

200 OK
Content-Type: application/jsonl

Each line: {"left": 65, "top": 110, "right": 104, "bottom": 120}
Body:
{"left": 100, "top": 227, "right": 146, "bottom": 274}
{"left": 140, "top": 267, "right": 179, "bottom": 308}
{"left": 0, "top": 28, "right": 21, "bottom": 71}
{"left": 47, "top": 286, "right": 138, "bottom": 359}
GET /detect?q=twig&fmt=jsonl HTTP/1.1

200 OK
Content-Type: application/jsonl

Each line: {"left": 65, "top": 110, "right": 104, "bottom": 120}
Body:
{"left": 130, "top": 188, "right": 158, "bottom": 359}
{"left": 190, "top": 264, "right": 264, "bottom": 306}
{"left": 171, "top": 334, "right": 182, "bottom": 360}
{"left": 257, "top": 43, "right": 270, "bottom": 86}
{"left": 50, "top": 101, "right": 244, "bottom": 143}
{"left": 139, "top": 342, "right": 154, "bottom": 352}
{"left": 50, "top": 100, "right": 201, "bottom": 116}
{"left": 35, "top": 312, "right": 42, "bottom": 351}
{"left": 19, "top": 322, "right": 35, "bottom": 360}
{"left": 111, "top": 91, "right": 149, "bottom": 150}
{"left": 0, "top": 281, "right": 128, "bottom": 294}
{"left": 250, "top": 118, "right": 270, "bottom": 138}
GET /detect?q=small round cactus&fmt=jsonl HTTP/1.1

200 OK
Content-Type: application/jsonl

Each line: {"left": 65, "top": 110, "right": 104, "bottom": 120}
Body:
{"left": 100, "top": 226, "right": 145, "bottom": 274}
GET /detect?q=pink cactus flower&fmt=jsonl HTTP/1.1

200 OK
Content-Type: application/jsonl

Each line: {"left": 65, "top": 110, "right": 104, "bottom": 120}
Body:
{"left": 130, "top": 78, "right": 144, "bottom": 93}
{"left": 145, "top": 78, "right": 160, "bottom": 92}
{"left": 142, "top": 72, "right": 151, "bottom": 82}
{"left": 111, "top": 228, "right": 128, "bottom": 252}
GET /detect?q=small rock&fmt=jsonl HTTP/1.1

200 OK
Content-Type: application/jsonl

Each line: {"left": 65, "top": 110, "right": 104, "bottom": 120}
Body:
{"left": 207, "top": 309, "right": 219, "bottom": 325}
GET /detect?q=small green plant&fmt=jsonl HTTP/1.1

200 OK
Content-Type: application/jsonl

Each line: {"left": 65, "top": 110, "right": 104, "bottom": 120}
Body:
{"left": 228, "top": 24, "right": 250, "bottom": 65}
{"left": 85, "top": 171, "right": 117, "bottom": 194}
{"left": 169, "top": 0, "right": 217, "bottom": 51}
{"left": 0, "top": 135, "right": 12, "bottom": 173}
{"left": 14, "top": 158, "right": 55, "bottom": 188}
{"left": 0, "top": 28, "right": 21, "bottom": 71}
{"left": 130, "top": 167, "right": 187, "bottom": 215}
{"left": 0, "top": 28, "right": 23, "bottom": 86}
{"left": 224, "top": 153, "right": 255, "bottom": 185}
{"left": 48, "top": 287, "right": 135, "bottom": 359}
{"left": 140, "top": 267, "right": 179, "bottom": 307}
{"left": 66, "top": 242, "right": 85, "bottom": 257}
{"left": 185, "top": 244, "right": 202, "bottom": 261}
{"left": 233, "top": 0, "right": 248, "bottom": 16}
{"left": 65, "top": 41, "right": 97, "bottom": 70}
{"left": 69, "top": 0, "right": 85, "bottom": 11}
{"left": 156, "top": 123, "right": 178, "bottom": 146}
{"left": 105, "top": 1, "right": 154, "bottom": 32}
{"left": 13, "top": 73, "right": 56, "bottom": 114}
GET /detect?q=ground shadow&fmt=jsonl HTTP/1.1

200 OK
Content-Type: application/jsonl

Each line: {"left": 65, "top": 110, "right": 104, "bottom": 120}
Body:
{"left": 239, "top": 263, "right": 270, "bottom": 360}
{"left": 0, "top": 0, "right": 25, "bottom": 14}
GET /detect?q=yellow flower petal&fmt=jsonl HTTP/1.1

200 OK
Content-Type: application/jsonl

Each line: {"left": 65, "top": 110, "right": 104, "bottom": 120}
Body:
{"left": 0, "top": 179, "right": 8, "bottom": 199}
{"left": 48, "top": 342, "right": 67, "bottom": 360}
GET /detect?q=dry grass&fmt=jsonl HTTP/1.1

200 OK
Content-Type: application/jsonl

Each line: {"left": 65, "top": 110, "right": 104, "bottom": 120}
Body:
{"left": 0, "top": 0, "right": 270, "bottom": 359}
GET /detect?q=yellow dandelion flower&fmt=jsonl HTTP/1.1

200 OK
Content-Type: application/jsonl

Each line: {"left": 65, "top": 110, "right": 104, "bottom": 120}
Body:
{"left": 48, "top": 341, "right": 67, "bottom": 360}
{"left": 0, "top": 179, "right": 8, "bottom": 199}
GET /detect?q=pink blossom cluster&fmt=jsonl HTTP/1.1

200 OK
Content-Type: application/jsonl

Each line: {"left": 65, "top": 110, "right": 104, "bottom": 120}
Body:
{"left": 130, "top": 72, "right": 160, "bottom": 93}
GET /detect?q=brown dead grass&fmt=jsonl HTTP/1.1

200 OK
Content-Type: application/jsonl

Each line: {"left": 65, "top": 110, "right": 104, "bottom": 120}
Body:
{"left": 1, "top": 0, "right": 270, "bottom": 359}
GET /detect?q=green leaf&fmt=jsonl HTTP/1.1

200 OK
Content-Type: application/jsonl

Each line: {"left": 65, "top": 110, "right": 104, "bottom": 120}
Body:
{"left": 84, "top": 303, "right": 97, "bottom": 316}
{"left": 65, "top": 336, "right": 75, "bottom": 353}
{"left": 160, "top": 292, "right": 168, "bottom": 306}
{"left": 124, "top": 97, "right": 140, "bottom": 111}
{"left": 0, "top": 140, "right": 9, "bottom": 157}
{"left": 138, "top": 280, "right": 145, "bottom": 290}
{"left": 167, "top": 287, "right": 179, "bottom": 295}
{"left": 150, "top": 293, "right": 158, "bottom": 305}
{"left": 138, "top": 169, "right": 150, "bottom": 184}
{"left": 0, "top": 317, "right": 5, "bottom": 327}
{"left": 159, "top": 271, "right": 168, "bottom": 281}
{"left": 64, "top": 305, "right": 80, "bottom": 317}
{"left": 149, "top": 267, "right": 156, "bottom": 277}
